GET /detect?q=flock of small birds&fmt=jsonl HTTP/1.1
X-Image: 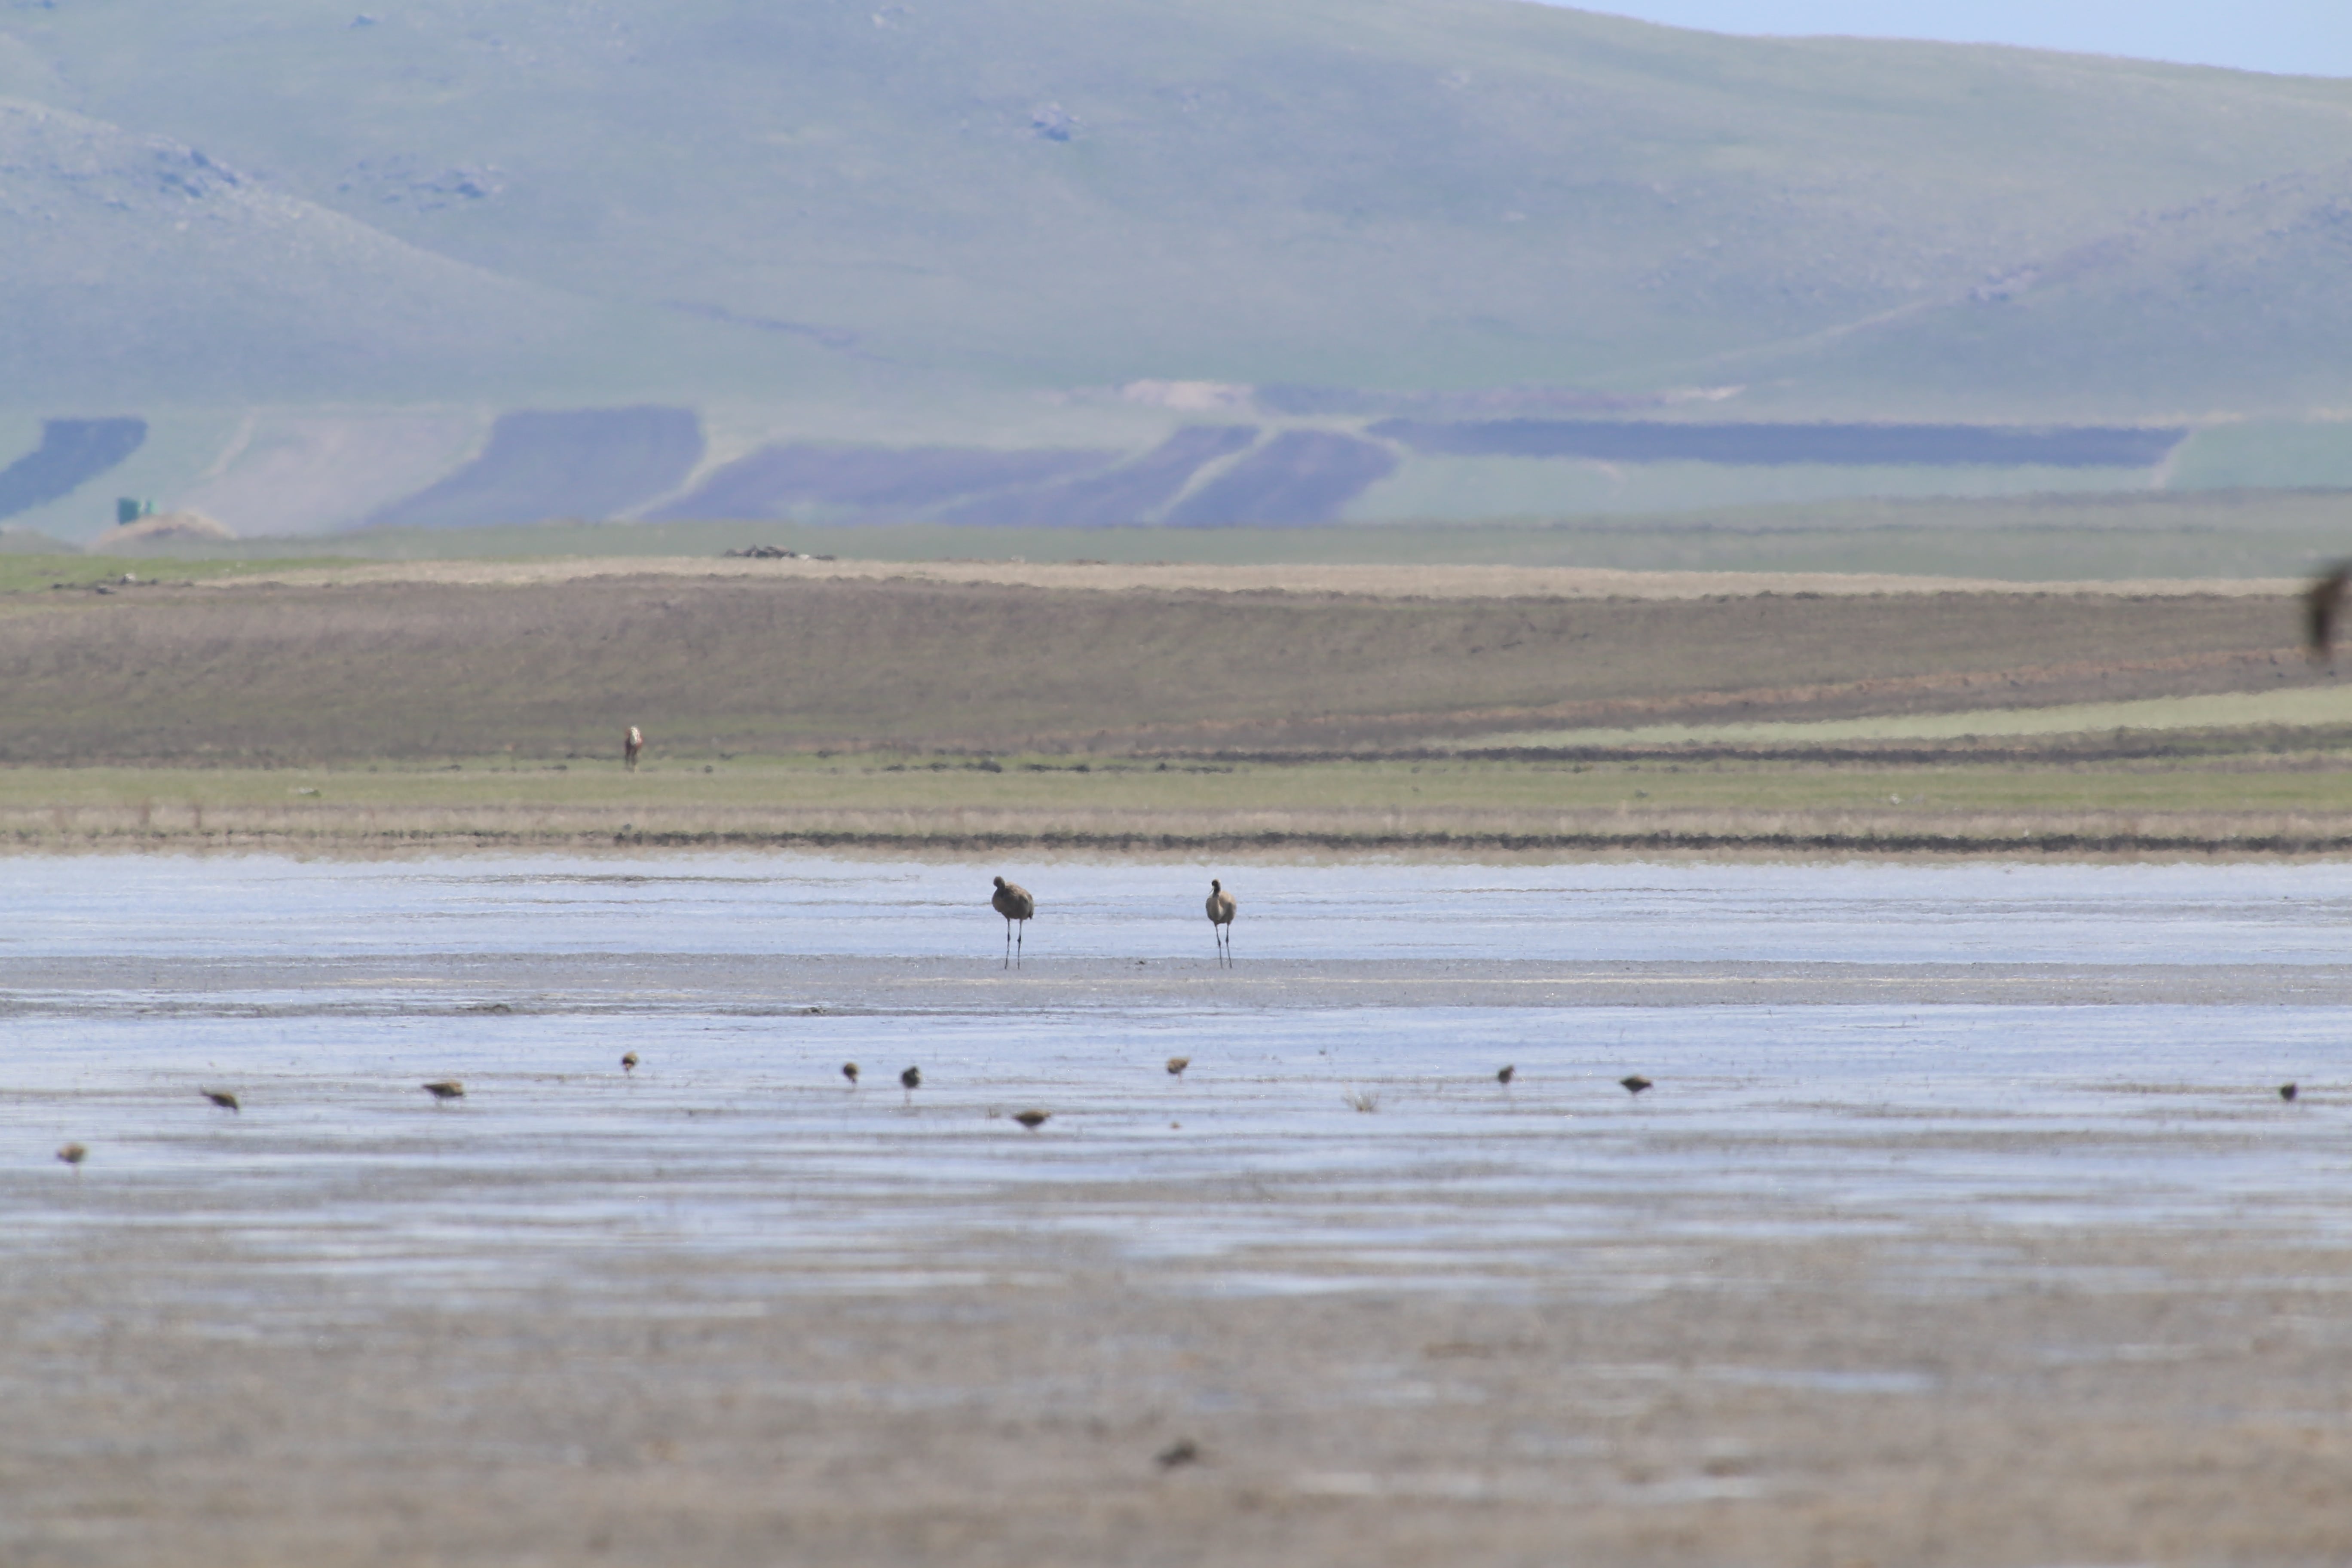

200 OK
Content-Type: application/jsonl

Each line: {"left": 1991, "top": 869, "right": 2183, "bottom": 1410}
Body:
{"left": 55, "top": 1053, "right": 2319, "bottom": 1171}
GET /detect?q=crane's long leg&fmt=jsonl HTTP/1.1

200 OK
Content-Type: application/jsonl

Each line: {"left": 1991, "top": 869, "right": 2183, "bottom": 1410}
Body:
{"left": 1016, "top": 919, "right": 1025, "bottom": 968}
{"left": 1003, "top": 919, "right": 1012, "bottom": 969}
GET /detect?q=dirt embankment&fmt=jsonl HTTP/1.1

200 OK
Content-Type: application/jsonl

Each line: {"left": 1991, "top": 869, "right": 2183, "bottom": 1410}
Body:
{"left": 0, "top": 570, "right": 2321, "bottom": 763}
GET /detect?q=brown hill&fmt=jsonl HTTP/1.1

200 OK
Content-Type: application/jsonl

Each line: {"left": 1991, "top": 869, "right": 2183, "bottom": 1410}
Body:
{"left": 0, "top": 570, "right": 2312, "bottom": 762}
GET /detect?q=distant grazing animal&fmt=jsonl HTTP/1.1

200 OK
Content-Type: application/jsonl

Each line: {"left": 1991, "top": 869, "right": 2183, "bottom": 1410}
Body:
{"left": 1620, "top": 1075, "right": 1652, "bottom": 1096}
{"left": 842, "top": 1062, "right": 860, "bottom": 1087}
{"left": 625, "top": 726, "right": 645, "bottom": 770}
{"left": 423, "top": 1080, "right": 466, "bottom": 1102}
{"left": 56, "top": 1142, "right": 86, "bottom": 1168}
{"left": 1205, "top": 878, "right": 1237, "bottom": 966}
{"left": 1014, "top": 1109, "right": 1050, "bottom": 1130}
{"left": 621, "top": 1052, "right": 638, "bottom": 1075}
{"left": 2307, "top": 565, "right": 2352, "bottom": 661}
{"left": 991, "top": 876, "right": 1035, "bottom": 968}
{"left": 202, "top": 1089, "right": 240, "bottom": 1112}
{"left": 1166, "top": 1056, "right": 1190, "bottom": 1078}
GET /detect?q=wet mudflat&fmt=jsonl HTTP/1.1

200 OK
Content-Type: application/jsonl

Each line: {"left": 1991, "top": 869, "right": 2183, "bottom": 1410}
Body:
{"left": 5, "top": 856, "right": 2352, "bottom": 1565}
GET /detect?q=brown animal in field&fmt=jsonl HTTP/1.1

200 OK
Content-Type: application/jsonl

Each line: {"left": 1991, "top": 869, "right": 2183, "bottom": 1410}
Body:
{"left": 2306, "top": 565, "right": 2351, "bottom": 662}
{"left": 625, "top": 726, "right": 644, "bottom": 769}
{"left": 1205, "top": 878, "right": 1237, "bottom": 966}
{"left": 992, "top": 876, "right": 1035, "bottom": 968}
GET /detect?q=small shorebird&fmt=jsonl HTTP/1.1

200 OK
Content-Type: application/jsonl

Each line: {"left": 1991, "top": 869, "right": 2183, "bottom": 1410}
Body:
{"left": 55, "top": 1142, "right": 86, "bottom": 1168}
{"left": 1156, "top": 1438, "right": 1200, "bottom": 1470}
{"left": 842, "top": 1062, "right": 860, "bottom": 1087}
{"left": 423, "top": 1080, "right": 466, "bottom": 1102}
{"left": 1166, "top": 1056, "right": 1190, "bottom": 1078}
{"left": 1206, "top": 879, "right": 1237, "bottom": 967}
{"left": 900, "top": 1065, "right": 921, "bottom": 1105}
{"left": 621, "top": 1052, "right": 639, "bottom": 1075}
{"left": 2306, "top": 565, "right": 2351, "bottom": 661}
{"left": 1014, "top": 1109, "right": 1050, "bottom": 1130}
{"left": 1620, "top": 1075, "right": 1652, "bottom": 1096}
{"left": 202, "top": 1089, "right": 240, "bottom": 1112}
{"left": 1496, "top": 1066, "right": 1515, "bottom": 1086}
{"left": 992, "top": 876, "right": 1035, "bottom": 968}
{"left": 2280, "top": 1082, "right": 2300, "bottom": 1102}
{"left": 625, "top": 725, "right": 645, "bottom": 769}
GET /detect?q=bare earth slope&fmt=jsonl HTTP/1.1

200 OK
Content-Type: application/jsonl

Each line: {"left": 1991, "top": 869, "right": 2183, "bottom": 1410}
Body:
{"left": 0, "top": 564, "right": 2315, "bottom": 762}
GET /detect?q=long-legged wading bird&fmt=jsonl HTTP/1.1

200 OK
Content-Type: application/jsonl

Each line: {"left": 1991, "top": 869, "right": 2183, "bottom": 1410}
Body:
{"left": 1206, "top": 878, "right": 1237, "bottom": 967}
{"left": 624, "top": 725, "right": 645, "bottom": 770}
{"left": 2307, "top": 564, "right": 2351, "bottom": 662}
{"left": 992, "top": 876, "right": 1035, "bottom": 968}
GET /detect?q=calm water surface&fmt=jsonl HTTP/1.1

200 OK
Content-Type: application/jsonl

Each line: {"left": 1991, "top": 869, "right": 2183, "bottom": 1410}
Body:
{"left": 4, "top": 855, "right": 2350, "bottom": 1305}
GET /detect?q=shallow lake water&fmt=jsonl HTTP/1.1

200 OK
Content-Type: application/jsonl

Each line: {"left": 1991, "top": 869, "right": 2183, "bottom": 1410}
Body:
{"left": 5, "top": 855, "right": 2351, "bottom": 1309}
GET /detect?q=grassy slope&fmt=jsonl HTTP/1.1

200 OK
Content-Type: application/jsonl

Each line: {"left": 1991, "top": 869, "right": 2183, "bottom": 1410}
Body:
{"left": 81, "top": 487, "right": 2352, "bottom": 582}
{"left": 6, "top": 1, "right": 2352, "bottom": 409}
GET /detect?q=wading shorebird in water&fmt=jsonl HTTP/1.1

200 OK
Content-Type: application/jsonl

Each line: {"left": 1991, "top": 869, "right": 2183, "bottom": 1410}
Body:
{"left": 624, "top": 726, "right": 645, "bottom": 770}
{"left": 992, "top": 876, "right": 1035, "bottom": 968}
{"left": 2306, "top": 564, "right": 2352, "bottom": 662}
{"left": 1205, "top": 878, "right": 1237, "bottom": 967}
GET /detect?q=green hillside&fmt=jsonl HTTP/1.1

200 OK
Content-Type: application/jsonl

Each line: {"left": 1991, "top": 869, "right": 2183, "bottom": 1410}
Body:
{"left": 7, "top": 0, "right": 2352, "bottom": 413}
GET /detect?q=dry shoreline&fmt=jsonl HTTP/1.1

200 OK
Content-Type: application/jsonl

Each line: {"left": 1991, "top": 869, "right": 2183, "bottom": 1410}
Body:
{"left": 11, "top": 823, "right": 2352, "bottom": 859}
{"left": 206, "top": 552, "right": 2305, "bottom": 600}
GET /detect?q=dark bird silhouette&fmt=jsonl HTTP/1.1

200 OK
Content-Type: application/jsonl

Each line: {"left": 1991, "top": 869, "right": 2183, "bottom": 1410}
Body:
{"left": 202, "top": 1089, "right": 240, "bottom": 1112}
{"left": 991, "top": 876, "right": 1035, "bottom": 968}
{"left": 900, "top": 1065, "right": 922, "bottom": 1105}
{"left": 55, "top": 1142, "right": 86, "bottom": 1168}
{"left": 1166, "top": 1055, "right": 1190, "bottom": 1078}
{"left": 842, "top": 1062, "right": 860, "bottom": 1087}
{"left": 621, "top": 1052, "right": 639, "bottom": 1075}
{"left": 1014, "top": 1109, "right": 1050, "bottom": 1130}
{"left": 1206, "top": 878, "right": 1237, "bottom": 967}
{"left": 1156, "top": 1438, "right": 1200, "bottom": 1470}
{"left": 2280, "top": 1082, "right": 2300, "bottom": 1102}
{"left": 625, "top": 725, "right": 645, "bottom": 769}
{"left": 1620, "top": 1075, "right": 1652, "bottom": 1096}
{"left": 1497, "top": 1066, "right": 1515, "bottom": 1085}
{"left": 2307, "top": 565, "right": 2351, "bottom": 661}
{"left": 423, "top": 1080, "right": 465, "bottom": 1102}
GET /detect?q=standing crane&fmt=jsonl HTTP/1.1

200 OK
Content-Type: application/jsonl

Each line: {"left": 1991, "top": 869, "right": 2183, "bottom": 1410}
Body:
{"left": 1205, "top": 878, "right": 1237, "bottom": 967}
{"left": 992, "top": 876, "right": 1035, "bottom": 968}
